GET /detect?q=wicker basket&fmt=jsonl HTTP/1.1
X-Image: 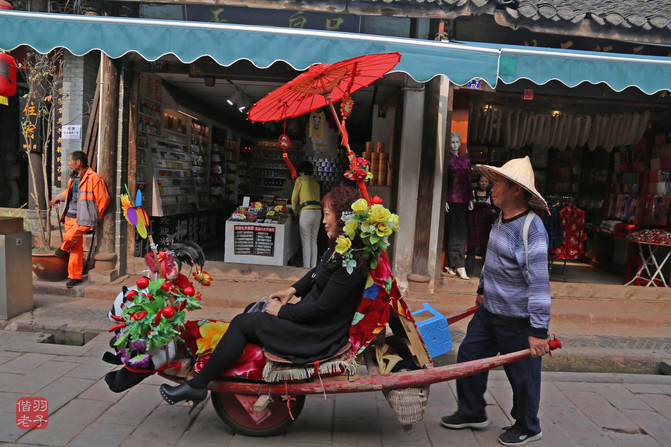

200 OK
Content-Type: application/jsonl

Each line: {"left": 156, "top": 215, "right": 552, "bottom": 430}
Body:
{"left": 383, "top": 385, "right": 430, "bottom": 429}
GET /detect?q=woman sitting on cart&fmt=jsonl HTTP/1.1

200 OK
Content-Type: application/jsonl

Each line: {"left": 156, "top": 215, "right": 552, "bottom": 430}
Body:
{"left": 160, "top": 185, "right": 370, "bottom": 406}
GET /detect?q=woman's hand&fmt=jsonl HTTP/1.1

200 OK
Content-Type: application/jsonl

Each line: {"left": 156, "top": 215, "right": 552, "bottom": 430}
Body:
{"left": 265, "top": 298, "right": 283, "bottom": 316}
{"left": 268, "top": 287, "right": 296, "bottom": 305}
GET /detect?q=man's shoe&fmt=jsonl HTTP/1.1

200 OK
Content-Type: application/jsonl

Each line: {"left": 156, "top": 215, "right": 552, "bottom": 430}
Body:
{"left": 66, "top": 278, "right": 82, "bottom": 288}
{"left": 160, "top": 382, "right": 208, "bottom": 406}
{"left": 54, "top": 248, "right": 68, "bottom": 257}
{"left": 498, "top": 426, "right": 542, "bottom": 446}
{"left": 440, "top": 412, "right": 489, "bottom": 430}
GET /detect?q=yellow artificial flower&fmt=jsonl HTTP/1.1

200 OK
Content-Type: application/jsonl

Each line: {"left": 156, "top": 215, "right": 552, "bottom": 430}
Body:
{"left": 351, "top": 198, "right": 369, "bottom": 214}
{"left": 375, "top": 223, "right": 393, "bottom": 237}
{"left": 370, "top": 204, "right": 391, "bottom": 223}
{"left": 196, "top": 321, "right": 230, "bottom": 355}
{"left": 388, "top": 214, "right": 400, "bottom": 232}
{"left": 335, "top": 235, "right": 352, "bottom": 254}
{"left": 344, "top": 220, "right": 358, "bottom": 238}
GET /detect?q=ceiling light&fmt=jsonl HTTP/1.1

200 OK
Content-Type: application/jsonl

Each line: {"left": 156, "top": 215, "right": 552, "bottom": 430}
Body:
{"left": 226, "top": 98, "right": 234, "bottom": 106}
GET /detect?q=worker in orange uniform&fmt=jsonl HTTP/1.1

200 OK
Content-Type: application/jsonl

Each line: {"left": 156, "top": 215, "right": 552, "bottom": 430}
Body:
{"left": 50, "top": 151, "right": 110, "bottom": 288}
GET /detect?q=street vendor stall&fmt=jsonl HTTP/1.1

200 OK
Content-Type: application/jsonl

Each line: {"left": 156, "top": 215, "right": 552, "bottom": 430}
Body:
{"left": 224, "top": 202, "right": 299, "bottom": 266}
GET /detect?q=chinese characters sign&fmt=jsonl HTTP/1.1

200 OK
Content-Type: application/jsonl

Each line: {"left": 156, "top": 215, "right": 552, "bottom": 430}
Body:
{"left": 139, "top": 72, "right": 162, "bottom": 102}
{"left": 234, "top": 225, "right": 275, "bottom": 256}
{"left": 19, "top": 96, "right": 42, "bottom": 154}
{"left": 185, "top": 5, "right": 358, "bottom": 33}
{"left": 16, "top": 397, "right": 48, "bottom": 430}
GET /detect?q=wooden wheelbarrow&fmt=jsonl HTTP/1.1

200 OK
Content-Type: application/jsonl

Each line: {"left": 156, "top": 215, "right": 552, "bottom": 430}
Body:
{"left": 159, "top": 305, "right": 561, "bottom": 436}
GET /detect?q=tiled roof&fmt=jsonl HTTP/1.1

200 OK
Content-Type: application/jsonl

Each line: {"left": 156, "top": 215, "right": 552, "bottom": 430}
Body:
{"left": 503, "top": 0, "right": 671, "bottom": 31}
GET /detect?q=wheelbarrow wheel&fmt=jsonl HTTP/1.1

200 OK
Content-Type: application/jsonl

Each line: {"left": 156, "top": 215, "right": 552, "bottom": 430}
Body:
{"left": 211, "top": 391, "right": 306, "bottom": 437}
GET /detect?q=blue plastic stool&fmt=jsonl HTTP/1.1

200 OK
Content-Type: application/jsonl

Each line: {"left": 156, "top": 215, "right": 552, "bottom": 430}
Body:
{"left": 411, "top": 303, "right": 452, "bottom": 358}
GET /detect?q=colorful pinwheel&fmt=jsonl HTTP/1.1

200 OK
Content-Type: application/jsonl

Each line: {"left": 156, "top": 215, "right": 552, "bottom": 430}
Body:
{"left": 121, "top": 185, "right": 149, "bottom": 239}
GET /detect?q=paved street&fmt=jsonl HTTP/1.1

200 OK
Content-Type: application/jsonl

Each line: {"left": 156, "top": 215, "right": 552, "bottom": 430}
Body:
{"left": 1, "top": 331, "right": 670, "bottom": 447}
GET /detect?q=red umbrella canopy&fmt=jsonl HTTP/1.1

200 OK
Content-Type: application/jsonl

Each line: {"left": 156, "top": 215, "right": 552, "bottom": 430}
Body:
{"left": 248, "top": 52, "right": 401, "bottom": 123}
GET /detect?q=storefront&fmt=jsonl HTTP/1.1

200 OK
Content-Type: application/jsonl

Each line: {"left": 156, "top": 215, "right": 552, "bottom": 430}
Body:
{"left": 443, "top": 77, "right": 671, "bottom": 285}
{"left": 2, "top": 8, "right": 670, "bottom": 287}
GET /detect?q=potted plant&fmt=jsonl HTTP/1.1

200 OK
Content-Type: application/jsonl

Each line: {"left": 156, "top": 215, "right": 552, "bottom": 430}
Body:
{"left": 19, "top": 49, "right": 68, "bottom": 281}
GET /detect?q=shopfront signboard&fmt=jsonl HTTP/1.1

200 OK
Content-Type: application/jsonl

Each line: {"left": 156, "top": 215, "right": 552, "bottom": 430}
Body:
{"left": 233, "top": 225, "right": 255, "bottom": 255}
{"left": 254, "top": 226, "right": 275, "bottom": 256}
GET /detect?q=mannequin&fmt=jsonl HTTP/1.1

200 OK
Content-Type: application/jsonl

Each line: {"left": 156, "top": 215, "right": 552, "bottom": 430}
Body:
{"left": 444, "top": 132, "right": 473, "bottom": 279}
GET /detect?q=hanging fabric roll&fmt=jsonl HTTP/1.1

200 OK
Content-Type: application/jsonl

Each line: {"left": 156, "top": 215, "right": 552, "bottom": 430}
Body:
{"left": 626, "top": 113, "right": 640, "bottom": 145}
{"left": 634, "top": 110, "right": 651, "bottom": 143}
{"left": 558, "top": 114, "right": 572, "bottom": 151}
{"left": 567, "top": 116, "right": 581, "bottom": 150}
{"left": 578, "top": 115, "right": 591, "bottom": 147}
{"left": 495, "top": 107, "right": 503, "bottom": 145}
{"left": 596, "top": 115, "right": 613, "bottom": 147}
{"left": 510, "top": 110, "right": 521, "bottom": 149}
{"left": 486, "top": 106, "right": 496, "bottom": 143}
{"left": 587, "top": 115, "right": 601, "bottom": 151}
{"left": 504, "top": 109, "right": 513, "bottom": 148}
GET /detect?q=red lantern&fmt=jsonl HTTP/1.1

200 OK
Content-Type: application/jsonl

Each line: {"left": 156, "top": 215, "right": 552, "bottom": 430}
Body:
{"left": 0, "top": 1, "right": 13, "bottom": 10}
{"left": 0, "top": 52, "right": 17, "bottom": 106}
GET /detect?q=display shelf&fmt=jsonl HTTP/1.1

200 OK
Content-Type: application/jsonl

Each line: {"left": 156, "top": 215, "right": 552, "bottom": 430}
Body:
{"left": 210, "top": 126, "right": 226, "bottom": 203}
{"left": 190, "top": 119, "right": 211, "bottom": 207}
{"left": 137, "top": 101, "right": 198, "bottom": 217}
{"left": 235, "top": 140, "right": 304, "bottom": 201}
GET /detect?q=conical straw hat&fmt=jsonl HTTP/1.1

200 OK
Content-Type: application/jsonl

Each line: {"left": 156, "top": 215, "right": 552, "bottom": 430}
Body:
{"left": 474, "top": 156, "right": 546, "bottom": 210}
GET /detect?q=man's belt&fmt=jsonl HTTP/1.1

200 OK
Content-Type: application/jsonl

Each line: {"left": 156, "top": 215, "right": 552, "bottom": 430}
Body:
{"left": 300, "top": 200, "right": 321, "bottom": 209}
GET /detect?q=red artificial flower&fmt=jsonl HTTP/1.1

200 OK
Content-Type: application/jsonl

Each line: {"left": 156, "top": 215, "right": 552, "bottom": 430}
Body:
{"left": 193, "top": 269, "right": 212, "bottom": 286}
{"left": 371, "top": 196, "right": 383, "bottom": 204}
{"left": 356, "top": 157, "right": 370, "bottom": 166}
{"left": 348, "top": 169, "right": 368, "bottom": 181}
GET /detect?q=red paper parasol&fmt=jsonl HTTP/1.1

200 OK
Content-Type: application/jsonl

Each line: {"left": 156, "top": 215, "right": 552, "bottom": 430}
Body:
{"left": 248, "top": 52, "right": 401, "bottom": 203}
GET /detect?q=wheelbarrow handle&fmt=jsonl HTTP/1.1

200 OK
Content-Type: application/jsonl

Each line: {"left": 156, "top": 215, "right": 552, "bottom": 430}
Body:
{"left": 446, "top": 305, "right": 480, "bottom": 325}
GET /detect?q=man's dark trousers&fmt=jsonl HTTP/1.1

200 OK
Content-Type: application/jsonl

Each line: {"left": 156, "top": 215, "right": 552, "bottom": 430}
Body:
{"left": 456, "top": 307, "right": 542, "bottom": 434}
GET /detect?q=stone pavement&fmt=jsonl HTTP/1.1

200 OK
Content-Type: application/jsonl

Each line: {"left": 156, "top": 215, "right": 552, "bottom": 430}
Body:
{"left": 0, "top": 331, "right": 671, "bottom": 446}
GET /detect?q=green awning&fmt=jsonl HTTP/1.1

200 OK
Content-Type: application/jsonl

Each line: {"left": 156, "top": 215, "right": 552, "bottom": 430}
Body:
{"left": 491, "top": 43, "right": 671, "bottom": 95}
{"left": 0, "top": 10, "right": 500, "bottom": 87}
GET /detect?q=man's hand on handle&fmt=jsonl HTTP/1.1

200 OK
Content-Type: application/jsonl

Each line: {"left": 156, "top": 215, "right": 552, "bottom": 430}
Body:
{"left": 50, "top": 197, "right": 61, "bottom": 207}
{"left": 529, "top": 336, "right": 550, "bottom": 357}
{"left": 475, "top": 294, "right": 484, "bottom": 306}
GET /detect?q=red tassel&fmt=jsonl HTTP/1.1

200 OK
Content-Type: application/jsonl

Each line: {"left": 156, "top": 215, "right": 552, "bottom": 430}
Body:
{"left": 283, "top": 152, "right": 297, "bottom": 179}
{"left": 547, "top": 337, "right": 562, "bottom": 357}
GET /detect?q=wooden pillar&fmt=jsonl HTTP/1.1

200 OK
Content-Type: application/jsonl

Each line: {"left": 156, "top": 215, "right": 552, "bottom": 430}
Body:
{"left": 411, "top": 77, "right": 441, "bottom": 276}
{"left": 125, "top": 71, "right": 139, "bottom": 270}
{"left": 89, "top": 53, "right": 119, "bottom": 283}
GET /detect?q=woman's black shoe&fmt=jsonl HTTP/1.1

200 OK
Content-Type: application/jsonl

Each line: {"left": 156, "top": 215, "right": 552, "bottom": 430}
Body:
{"left": 159, "top": 382, "right": 208, "bottom": 406}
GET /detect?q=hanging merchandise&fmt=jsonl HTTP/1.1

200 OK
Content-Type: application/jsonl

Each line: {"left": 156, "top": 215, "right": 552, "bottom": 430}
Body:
{"left": 0, "top": 51, "right": 17, "bottom": 106}
{"left": 278, "top": 122, "right": 297, "bottom": 179}
{"left": 308, "top": 109, "right": 326, "bottom": 139}
{"left": 553, "top": 204, "right": 586, "bottom": 260}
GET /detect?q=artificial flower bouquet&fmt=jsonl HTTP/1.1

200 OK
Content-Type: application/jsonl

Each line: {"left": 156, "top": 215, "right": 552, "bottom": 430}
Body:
{"left": 335, "top": 197, "right": 399, "bottom": 273}
{"left": 109, "top": 252, "right": 211, "bottom": 370}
